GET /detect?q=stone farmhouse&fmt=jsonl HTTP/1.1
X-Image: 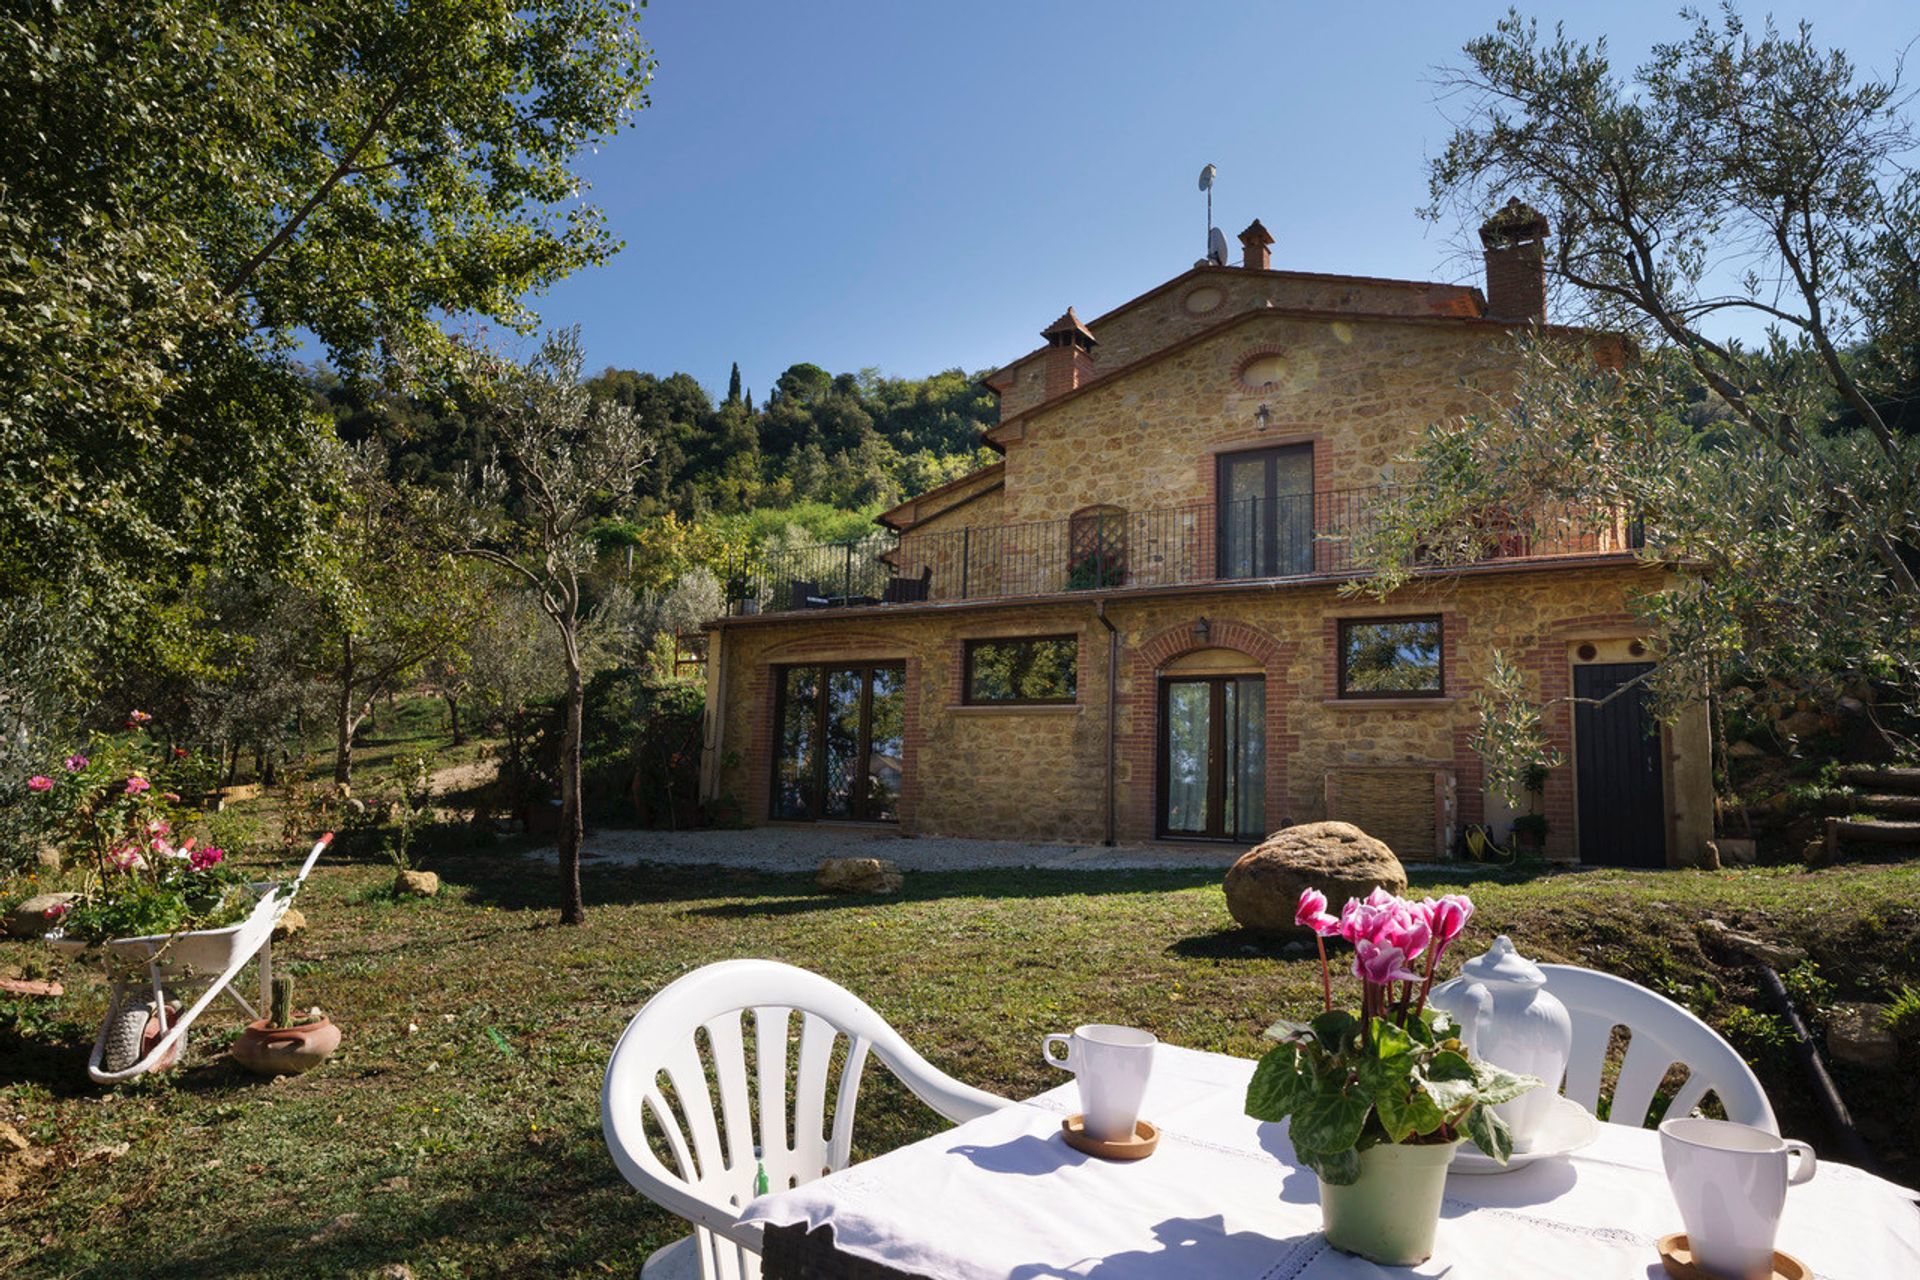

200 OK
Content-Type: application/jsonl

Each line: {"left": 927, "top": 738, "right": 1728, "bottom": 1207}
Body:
{"left": 697, "top": 205, "right": 1713, "bottom": 866}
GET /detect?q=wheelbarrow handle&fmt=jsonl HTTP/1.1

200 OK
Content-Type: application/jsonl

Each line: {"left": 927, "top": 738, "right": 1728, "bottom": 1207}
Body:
{"left": 293, "top": 831, "right": 334, "bottom": 888}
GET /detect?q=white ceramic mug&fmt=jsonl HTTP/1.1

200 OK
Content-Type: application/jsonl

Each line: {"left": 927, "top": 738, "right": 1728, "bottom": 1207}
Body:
{"left": 1042, "top": 1024, "right": 1155, "bottom": 1142}
{"left": 1660, "top": 1117, "right": 1816, "bottom": 1280}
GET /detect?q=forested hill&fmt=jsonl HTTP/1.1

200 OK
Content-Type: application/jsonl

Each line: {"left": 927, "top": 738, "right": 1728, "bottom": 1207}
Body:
{"left": 584, "top": 361, "right": 998, "bottom": 518}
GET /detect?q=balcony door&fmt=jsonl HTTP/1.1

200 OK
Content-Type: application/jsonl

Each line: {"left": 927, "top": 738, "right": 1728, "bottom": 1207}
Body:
{"left": 1218, "top": 444, "right": 1315, "bottom": 578}
{"left": 771, "top": 663, "right": 905, "bottom": 822}
{"left": 1159, "top": 675, "right": 1266, "bottom": 840}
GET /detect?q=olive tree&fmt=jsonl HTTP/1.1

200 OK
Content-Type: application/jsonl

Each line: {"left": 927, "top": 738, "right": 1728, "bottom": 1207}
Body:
{"left": 442, "top": 329, "right": 653, "bottom": 925}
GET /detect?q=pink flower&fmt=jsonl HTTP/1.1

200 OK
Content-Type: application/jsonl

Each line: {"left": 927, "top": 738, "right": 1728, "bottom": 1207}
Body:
{"left": 147, "top": 819, "right": 171, "bottom": 836}
{"left": 1353, "top": 939, "right": 1424, "bottom": 986}
{"left": 124, "top": 776, "right": 150, "bottom": 795}
{"left": 1425, "top": 894, "right": 1474, "bottom": 948}
{"left": 162, "top": 792, "right": 180, "bottom": 803}
{"left": 1382, "top": 912, "right": 1432, "bottom": 963}
{"left": 1294, "top": 888, "right": 1341, "bottom": 937}
{"left": 110, "top": 844, "right": 146, "bottom": 871}
{"left": 43, "top": 902, "right": 70, "bottom": 919}
{"left": 188, "top": 846, "right": 225, "bottom": 871}
{"left": 65, "top": 754, "right": 88, "bottom": 772}
{"left": 27, "top": 775, "right": 53, "bottom": 792}
{"left": 126, "top": 710, "right": 152, "bottom": 725}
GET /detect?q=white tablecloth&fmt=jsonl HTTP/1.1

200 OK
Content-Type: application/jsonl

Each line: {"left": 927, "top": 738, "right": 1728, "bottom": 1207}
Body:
{"left": 739, "top": 1045, "right": 1920, "bottom": 1279}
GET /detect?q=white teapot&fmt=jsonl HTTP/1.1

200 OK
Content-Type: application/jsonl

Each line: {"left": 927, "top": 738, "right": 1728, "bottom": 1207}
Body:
{"left": 1429, "top": 935, "right": 1571, "bottom": 1152}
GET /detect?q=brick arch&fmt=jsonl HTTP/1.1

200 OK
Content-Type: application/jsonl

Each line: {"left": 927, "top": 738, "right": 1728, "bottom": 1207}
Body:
{"left": 756, "top": 628, "right": 916, "bottom": 662}
{"left": 1119, "top": 618, "right": 1297, "bottom": 843}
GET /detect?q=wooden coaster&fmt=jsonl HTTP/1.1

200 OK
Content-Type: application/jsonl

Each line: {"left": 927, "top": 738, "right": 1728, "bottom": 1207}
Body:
{"left": 1657, "top": 1233, "right": 1808, "bottom": 1280}
{"left": 1061, "top": 1115, "right": 1158, "bottom": 1160}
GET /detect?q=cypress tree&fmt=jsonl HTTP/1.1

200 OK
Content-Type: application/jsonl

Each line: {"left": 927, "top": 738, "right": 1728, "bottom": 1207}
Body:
{"left": 727, "top": 361, "right": 742, "bottom": 404}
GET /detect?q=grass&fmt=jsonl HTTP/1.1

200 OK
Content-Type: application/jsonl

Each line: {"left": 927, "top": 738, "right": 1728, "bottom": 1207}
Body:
{"left": 5, "top": 844, "right": 1920, "bottom": 1278}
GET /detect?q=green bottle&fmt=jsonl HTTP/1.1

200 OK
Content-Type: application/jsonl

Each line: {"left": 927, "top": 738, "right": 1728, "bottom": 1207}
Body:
{"left": 753, "top": 1158, "right": 769, "bottom": 1197}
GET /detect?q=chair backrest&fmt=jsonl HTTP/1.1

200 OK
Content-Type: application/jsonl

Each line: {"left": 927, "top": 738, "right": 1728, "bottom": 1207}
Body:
{"left": 1539, "top": 963, "right": 1777, "bottom": 1134}
{"left": 602, "top": 960, "right": 1007, "bottom": 1280}
{"left": 788, "top": 580, "right": 825, "bottom": 609}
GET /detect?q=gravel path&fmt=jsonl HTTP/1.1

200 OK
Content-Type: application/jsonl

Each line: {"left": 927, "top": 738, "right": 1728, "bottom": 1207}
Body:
{"left": 524, "top": 826, "right": 1249, "bottom": 873}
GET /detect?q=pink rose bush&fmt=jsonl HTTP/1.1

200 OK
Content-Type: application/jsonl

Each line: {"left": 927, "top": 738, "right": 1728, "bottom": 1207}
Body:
{"left": 1246, "top": 884, "right": 1538, "bottom": 1184}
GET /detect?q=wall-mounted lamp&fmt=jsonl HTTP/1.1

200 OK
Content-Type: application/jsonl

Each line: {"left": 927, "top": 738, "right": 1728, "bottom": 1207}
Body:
{"left": 1193, "top": 616, "right": 1211, "bottom": 641}
{"left": 1254, "top": 403, "right": 1272, "bottom": 431}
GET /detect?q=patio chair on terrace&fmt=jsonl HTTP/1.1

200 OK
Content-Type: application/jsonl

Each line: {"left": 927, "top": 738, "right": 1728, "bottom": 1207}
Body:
{"left": 1540, "top": 963, "right": 1776, "bottom": 1133}
{"left": 881, "top": 566, "right": 932, "bottom": 604}
{"left": 787, "top": 579, "right": 829, "bottom": 610}
{"left": 602, "top": 959, "right": 1009, "bottom": 1280}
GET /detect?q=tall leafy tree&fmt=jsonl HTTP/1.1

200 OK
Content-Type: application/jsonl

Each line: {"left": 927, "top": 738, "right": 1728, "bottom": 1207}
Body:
{"left": 0, "top": 0, "right": 654, "bottom": 702}
{"left": 436, "top": 329, "right": 654, "bottom": 925}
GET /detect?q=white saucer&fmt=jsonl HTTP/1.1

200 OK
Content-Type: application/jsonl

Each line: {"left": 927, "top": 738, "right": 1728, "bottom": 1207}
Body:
{"left": 1449, "top": 1095, "right": 1599, "bottom": 1175}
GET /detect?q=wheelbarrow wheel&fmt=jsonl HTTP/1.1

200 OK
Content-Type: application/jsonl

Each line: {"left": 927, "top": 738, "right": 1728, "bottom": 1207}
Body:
{"left": 101, "top": 993, "right": 159, "bottom": 1073}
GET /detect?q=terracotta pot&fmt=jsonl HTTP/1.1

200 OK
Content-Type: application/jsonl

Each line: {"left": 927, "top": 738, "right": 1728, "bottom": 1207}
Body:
{"left": 1318, "top": 1138, "right": 1461, "bottom": 1265}
{"left": 230, "top": 1016, "right": 341, "bottom": 1076}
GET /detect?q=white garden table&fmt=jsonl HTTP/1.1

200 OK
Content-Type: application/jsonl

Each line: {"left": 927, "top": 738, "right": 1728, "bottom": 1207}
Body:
{"left": 740, "top": 1044, "right": 1920, "bottom": 1279}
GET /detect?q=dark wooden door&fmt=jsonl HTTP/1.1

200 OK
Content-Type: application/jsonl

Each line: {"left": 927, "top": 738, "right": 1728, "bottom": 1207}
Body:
{"left": 1573, "top": 662, "right": 1666, "bottom": 867}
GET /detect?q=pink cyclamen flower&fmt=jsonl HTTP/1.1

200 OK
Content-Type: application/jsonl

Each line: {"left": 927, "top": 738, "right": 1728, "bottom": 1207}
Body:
{"left": 1294, "top": 888, "right": 1341, "bottom": 937}
{"left": 189, "top": 846, "right": 225, "bottom": 871}
{"left": 1426, "top": 894, "right": 1474, "bottom": 948}
{"left": 27, "top": 775, "right": 53, "bottom": 792}
{"left": 65, "top": 754, "right": 88, "bottom": 772}
{"left": 1353, "top": 939, "right": 1425, "bottom": 986}
{"left": 1382, "top": 913, "right": 1432, "bottom": 963}
{"left": 124, "top": 776, "right": 150, "bottom": 795}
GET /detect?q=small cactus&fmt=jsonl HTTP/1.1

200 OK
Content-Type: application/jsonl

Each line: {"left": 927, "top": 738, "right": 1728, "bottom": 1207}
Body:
{"left": 270, "top": 975, "right": 294, "bottom": 1028}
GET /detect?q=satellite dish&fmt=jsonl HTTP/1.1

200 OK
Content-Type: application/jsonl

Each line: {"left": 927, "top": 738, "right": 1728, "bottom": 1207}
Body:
{"left": 1198, "top": 163, "right": 1218, "bottom": 192}
{"left": 1208, "top": 226, "right": 1230, "bottom": 266}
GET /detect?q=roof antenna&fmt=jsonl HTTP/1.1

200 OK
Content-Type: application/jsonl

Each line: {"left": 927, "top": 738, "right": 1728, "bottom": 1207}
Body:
{"left": 1197, "top": 163, "right": 1227, "bottom": 266}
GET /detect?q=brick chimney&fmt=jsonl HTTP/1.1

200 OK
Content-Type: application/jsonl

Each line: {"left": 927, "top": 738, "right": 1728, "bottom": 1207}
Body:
{"left": 1238, "top": 219, "right": 1273, "bottom": 271}
{"left": 1479, "top": 197, "right": 1551, "bottom": 324}
{"left": 1040, "top": 307, "right": 1096, "bottom": 399}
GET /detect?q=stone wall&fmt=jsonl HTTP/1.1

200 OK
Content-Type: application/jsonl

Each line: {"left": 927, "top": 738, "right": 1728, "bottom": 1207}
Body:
{"left": 703, "top": 561, "right": 1714, "bottom": 865}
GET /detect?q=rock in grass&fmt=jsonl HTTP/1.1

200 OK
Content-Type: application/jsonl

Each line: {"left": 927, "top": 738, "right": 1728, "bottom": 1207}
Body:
{"left": 816, "top": 858, "right": 903, "bottom": 895}
{"left": 5, "top": 892, "right": 79, "bottom": 939}
{"left": 1224, "top": 822, "right": 1407, "bottom": 937}
{"left": 1826, "top": 1003, "right": 1897, "bottom": 1070}
{"left": 272, "top": 907, "right": 307, "bottom": 941}
{"left": 394, "top": 870, "right": 440, "bottom": 898}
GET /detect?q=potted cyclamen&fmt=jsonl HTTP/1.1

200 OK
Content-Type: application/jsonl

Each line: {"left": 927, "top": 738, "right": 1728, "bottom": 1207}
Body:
{"left": 1245, "top": 887, "right": 1540, "bottom": 1266}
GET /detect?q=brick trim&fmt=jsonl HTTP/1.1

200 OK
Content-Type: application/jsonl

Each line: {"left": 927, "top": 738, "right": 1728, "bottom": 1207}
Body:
{"left": 1119, "top": 618, "right": 1298, "bottom": 842}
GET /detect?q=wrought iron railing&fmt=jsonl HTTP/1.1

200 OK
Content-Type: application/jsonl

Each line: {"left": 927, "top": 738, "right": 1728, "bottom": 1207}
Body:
{"left": 722, "top": 486, "right": 1638, "bottom": 616}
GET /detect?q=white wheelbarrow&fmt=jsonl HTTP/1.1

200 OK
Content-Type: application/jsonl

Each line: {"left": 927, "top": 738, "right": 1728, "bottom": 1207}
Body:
{"left": 45, "top": 833, "right": 333, "bottom": 1084}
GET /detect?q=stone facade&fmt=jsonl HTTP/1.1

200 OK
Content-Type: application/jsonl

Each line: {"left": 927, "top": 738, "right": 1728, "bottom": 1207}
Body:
{"left": 700, "top": 234, "right": 1709, "bottom": 866}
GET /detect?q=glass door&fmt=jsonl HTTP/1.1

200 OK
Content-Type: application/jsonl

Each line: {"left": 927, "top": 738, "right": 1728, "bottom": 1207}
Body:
{"left": 772, "top": 663, "right": 905, "bottom": 821}
{"left": 1158, "top": 675, "right": 1266, "bottom": 839}
{"left": 1218, "top": 445, "right": 1315, "bottom": 579}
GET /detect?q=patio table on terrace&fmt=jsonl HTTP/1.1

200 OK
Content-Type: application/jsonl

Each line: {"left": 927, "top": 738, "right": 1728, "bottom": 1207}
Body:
{"left": 739, "top": 1043, "right": 1920, "bottom": 1279}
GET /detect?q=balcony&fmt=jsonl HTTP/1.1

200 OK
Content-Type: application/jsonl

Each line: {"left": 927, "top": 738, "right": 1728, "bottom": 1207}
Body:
{"left": 721, "top": 485, "right": 1641, "bottom": 617}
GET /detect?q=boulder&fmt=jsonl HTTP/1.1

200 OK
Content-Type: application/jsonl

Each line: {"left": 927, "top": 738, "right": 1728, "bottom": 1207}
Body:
{"left": 816, "top": 858, "right": 904, "bottom": 895}
{"left": 1224, "top": 822, "right": 1407, "bottom": 936}
{"left": 5, "top": 892, "right": 79, "bottom": 939}
{"left": 1715, "top": 837, "right": 1758, "bottom": 867}
{"left": 394, "top": 870, "right": 440, "bottom": 898}
{"left": 1826, "top": 1002, "right": 1897, "bottom": 1071}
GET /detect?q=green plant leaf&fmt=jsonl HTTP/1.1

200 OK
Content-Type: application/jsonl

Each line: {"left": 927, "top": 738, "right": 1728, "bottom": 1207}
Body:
{"left": 1371, "top": 1017, "right": 1414, "bottom": 1061}
{"left": 1471, "top": 1061, "right": 1543, "bottom": 1107}
{"left": 1465, "top": 1103, "right": 1513, "bottom": 1164}
{"left": 1375, "top": 1082, "right": 1448, "bottom": 1143}
{"left": 1290, "top": 1082, "right": 1372, "bottom": 1156}
{"left": 1245, "top": 1044, "right": 1309, "bottom": 1122}
{"left": 1263, "top": 1018, "right": 1317, "bottom": 1044}
{"left": 1427, "top": 1049, "right": 1474, "bottom": 1080}
{"left": 1309, "top": 1009, "right": 1360, "bottom": 1054}
{"left": 1297, "top": 1144, "right": 1362, "bottom": 1186}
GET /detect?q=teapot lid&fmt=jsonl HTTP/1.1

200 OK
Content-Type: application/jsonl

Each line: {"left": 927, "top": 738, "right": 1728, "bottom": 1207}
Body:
{"left": 1457, "top": 935, "right": 1545, "bottom": 987}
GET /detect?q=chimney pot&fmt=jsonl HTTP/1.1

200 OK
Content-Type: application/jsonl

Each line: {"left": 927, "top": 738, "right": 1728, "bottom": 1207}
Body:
{"left": 1479, "top": 197, "right": 1550, "bottom": 324}
{"left": 1238, "top": 219, "right": 1274, "bottom": 271}
{"left": 1040, "top": 307, "right": 1097, "bottom": 400}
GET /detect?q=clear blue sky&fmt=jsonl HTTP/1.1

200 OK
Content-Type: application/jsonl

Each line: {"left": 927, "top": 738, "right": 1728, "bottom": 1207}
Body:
{"left": 538, "top": 1, "right": 1914, "bottom": 401}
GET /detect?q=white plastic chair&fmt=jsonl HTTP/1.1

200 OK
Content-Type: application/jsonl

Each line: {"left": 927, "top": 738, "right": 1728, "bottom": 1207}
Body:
{"left": 1539, "top": 963, "right": 1777, "bottom": 1134}
{"left": 602, "top": 959, "right": 1010, "bottom": 1280}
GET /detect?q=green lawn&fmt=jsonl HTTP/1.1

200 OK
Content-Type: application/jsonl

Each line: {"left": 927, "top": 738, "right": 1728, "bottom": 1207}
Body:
{"left": 3, "top": 846, "right": 1918, "bottom": 1278}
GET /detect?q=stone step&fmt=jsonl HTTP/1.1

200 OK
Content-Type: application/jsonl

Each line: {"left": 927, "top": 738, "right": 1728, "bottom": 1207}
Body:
{"left": 1823, "top": 816, "right": 1920, "bottom": 861}
{"left": 1824, "top": 792, "right": 1920, "bottom": 818}
{"left": 1839, "top": 766, "right": 1920, "bottom": 795}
